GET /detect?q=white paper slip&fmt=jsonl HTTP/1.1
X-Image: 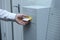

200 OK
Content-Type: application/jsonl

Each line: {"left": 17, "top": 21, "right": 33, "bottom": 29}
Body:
{"left": 23, "top": 18, "right": 30, "bottom": 21}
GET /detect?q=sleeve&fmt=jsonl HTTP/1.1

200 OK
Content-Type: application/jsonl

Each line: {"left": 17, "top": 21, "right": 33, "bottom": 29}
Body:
{"left": 0, "top": 9, "right": 16, "bottom": 20}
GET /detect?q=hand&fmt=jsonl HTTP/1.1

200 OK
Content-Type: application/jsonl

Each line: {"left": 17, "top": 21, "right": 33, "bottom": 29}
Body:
{"left": 15, "top": 14, "right": 29, "bottom": 25}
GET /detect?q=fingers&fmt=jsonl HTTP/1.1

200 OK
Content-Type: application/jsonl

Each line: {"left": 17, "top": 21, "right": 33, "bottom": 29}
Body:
{"left": 19, "top": 21, "right": 25, "bottom": 25}
{"left": 17, "top": 21, "right": 28, "bottom": 25}
{"left": 15, "top": 14, "right": 29, "bottom": 25}
{"left": 16, "top": 18, "right": 28, "bottom": 25}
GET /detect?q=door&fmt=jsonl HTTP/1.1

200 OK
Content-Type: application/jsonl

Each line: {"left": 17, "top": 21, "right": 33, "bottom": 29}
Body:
{"left": 12, "top": 0, "right": 23, "bottom": 40}
{"left": 0, "top": 0, "right": 12, "bottom": 40}
{"left": 0, "top": 0, "right": 23, "bottom": 40}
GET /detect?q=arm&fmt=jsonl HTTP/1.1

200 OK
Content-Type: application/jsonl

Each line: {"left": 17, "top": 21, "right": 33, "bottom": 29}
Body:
{"left": 0, "top": 9, "right": 28, "bottom": 25}
{"left": 0, "top": 9, "right": 16, "bottom": 21}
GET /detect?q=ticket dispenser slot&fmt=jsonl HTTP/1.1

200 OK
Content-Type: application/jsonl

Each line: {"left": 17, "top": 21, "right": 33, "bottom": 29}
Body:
{"left": 23, "top": 16, "right": 32, "bottom": 30}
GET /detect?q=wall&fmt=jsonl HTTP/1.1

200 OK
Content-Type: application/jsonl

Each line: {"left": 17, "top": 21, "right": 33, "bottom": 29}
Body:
{"left": 47, "top": 0, "right": 60, "bottom": 40}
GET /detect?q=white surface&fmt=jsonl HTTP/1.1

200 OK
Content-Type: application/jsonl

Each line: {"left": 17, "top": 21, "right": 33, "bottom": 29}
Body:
{"left": 22, "top": 6, "right": 50, "bottom": 9}
{"left": 22, "top": 5, "right": 50, "bottom": 40}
